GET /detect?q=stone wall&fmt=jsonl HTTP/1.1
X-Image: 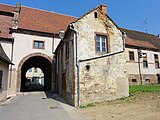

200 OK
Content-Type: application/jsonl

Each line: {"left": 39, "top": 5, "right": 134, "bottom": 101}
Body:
{"left": 128, "top": 74, "right": 158, "bottom": 85}
{"left": 73, "top": 7, "right": 128, "bottom": 106}
{"left": 56, "top": 32, "right": 75, "bottom": 105}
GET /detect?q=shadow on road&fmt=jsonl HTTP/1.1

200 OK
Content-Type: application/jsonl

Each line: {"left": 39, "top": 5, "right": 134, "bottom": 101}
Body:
{"left": 44, "top": 92, "right": 69, "bottom": 105}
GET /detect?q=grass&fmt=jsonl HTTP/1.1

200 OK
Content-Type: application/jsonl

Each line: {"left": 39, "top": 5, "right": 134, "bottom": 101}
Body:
{"left": 129, "top": 84, "right": 160, "bottom": 93}
{"left": 79, "top": 103, "right": 95, "bottom": 108}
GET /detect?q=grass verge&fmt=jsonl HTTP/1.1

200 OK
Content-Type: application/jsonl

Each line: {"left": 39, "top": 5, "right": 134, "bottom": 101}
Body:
{"left": 79, "top": 103, "right": 95, "bottom": 108}
{"left": 129, "top": 84, "right": 160, "bottom": 93}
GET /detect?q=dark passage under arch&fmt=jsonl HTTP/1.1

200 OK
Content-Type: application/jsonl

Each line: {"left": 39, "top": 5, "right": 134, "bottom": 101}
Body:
{"left": 21, "top": 56, "right": 52, "bottom": 92}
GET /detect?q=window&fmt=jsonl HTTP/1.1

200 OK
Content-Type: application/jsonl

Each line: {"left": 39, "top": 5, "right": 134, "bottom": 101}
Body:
{"left": 94, "top": 12, "right": 98, "bottom": 18}
{"left": 145, "top": 79, "right": 150, "bottom": 84}
{"left": 65, "top": 42, "right": 69, "bottom": 60}
{"left": 62, "top": 73, "right": 66, "bottom": 91}
{"left": 154, "top": 54, "right": 158, "bottom": 59}
{"left": 0, "top": 70, "right": 3, "bottom": 90}
{"left": 132, "top": 79, "right": 137, "bottom": 83}
{"left": 129, "top": 51, "right": 135, "bottom": 61}
{"left": 143, "top": 61, "right": 148, "bottom": 68}
{"left": 33, "top": 41, "right": 44, "bottom": 49}
{"left": 96, "top": 34, "right": 107, "bottom": 53}
{"left": 29, "top": 68, "right": 32, "bottom": 72}
{"left": 155, "top": 61, "right": 159, "bottom": 69}
{"left": 143, "top": 53, "right": 148, "bottom": 68}
{"left": 154, "top": 54, "right": 159, "bottom": 69}
{"left": 34, "top": 68, "right": 37, "bottom": 73}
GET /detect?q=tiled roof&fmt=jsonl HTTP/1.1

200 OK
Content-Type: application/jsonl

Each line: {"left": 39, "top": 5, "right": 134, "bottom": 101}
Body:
{"left": 125, "top": 37, "right": 158, "bottom": 49}
{"left": 0, "top": 43, "right": 12, "bottom": 64}
{"left": 0, "top": 13, "right": 13, "bottom": 39}
{"left": 18, "top": 6, "right": 77, "bottom": 34}
{"left": 121, "top": 28, "right": 160, "bottom": 49}
{"left": 0, "top": 4, "right": 15, "bottom": 13}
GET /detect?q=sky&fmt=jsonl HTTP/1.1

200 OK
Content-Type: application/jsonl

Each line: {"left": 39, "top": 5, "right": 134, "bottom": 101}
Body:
{"left": 0, "top": 0, "right": 160, "bottom": 35}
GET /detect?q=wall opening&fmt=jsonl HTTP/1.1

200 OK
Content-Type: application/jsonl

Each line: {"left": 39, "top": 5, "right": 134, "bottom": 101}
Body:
{"left": 25, "top": 67, "right": 44, "bottom": 91}
{"left": 18, "top": 54, "right": 52, "bottom": 92}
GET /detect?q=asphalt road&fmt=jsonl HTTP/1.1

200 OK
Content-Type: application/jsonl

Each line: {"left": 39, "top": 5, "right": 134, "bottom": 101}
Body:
{"left": 0, "top": 92, "right": 85, "bottom": 120}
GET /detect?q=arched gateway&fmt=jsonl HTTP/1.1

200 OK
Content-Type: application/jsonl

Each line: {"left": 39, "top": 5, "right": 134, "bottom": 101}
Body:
{"left": 17, "top": 53, "right": 52, "bottom": 92}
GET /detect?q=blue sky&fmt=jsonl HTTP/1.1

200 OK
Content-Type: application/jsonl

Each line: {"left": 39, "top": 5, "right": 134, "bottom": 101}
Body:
{"left": 1, "top": 0, "right": 160, "bottom": 35}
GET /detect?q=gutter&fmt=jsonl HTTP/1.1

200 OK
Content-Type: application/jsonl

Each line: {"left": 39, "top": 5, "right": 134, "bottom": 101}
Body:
{"left": 69, "top": 24, "right": 126, "bottom": 106}
{"left": 79, "top": 32, "right": 126, "bottom": 63}
{"left": 69, "top": 24, "right": 80, "bottom": 106}
{"left": 9, "top": 38, "right": 14, "bottom": 88}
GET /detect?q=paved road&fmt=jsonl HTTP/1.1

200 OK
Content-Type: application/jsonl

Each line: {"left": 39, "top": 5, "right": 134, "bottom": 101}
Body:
{"left": 0, "top": 92, "right": 85, "bottom": 120}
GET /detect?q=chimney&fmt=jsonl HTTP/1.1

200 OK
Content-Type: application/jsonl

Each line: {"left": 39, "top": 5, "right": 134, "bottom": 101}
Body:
{"left": 100, "top": 4, "right": 107, "bottom": 15}
{"left": 12, "top": 2, "right": 21, "bottom": 29}
{"left": 14, "top": 2, "right": 21, "bottom": 13}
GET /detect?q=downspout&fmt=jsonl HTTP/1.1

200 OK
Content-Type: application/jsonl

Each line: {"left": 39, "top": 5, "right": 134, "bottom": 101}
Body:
{"left": 52, "top": 35, "right": 57, "bottom": 93}
{"left": 69, "top": 24, "right": 80, "bottom": 106}
{"left": 9, "top": 38, "right": 14, "bottom": 88}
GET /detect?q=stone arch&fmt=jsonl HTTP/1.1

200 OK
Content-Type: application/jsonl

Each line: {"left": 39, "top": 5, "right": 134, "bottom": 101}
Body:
{"left": 17, "top": 52, "right": 52, "bottom": 92}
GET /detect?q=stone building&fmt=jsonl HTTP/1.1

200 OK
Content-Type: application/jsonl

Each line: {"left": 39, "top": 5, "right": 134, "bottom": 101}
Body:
{"left": 0, "top": 43, "right": 12, "bottom": 101}
{"left": 56, "top": 5, "right": 129, "bottom": 106}
{"left": 0, "top": 3, "right": 76, "bottom": 95}
{"left": 2, "top": 2, "right": 160, "bottom": 106}
{"left": 122, "top": 28, "right": 160, "bottom": 85}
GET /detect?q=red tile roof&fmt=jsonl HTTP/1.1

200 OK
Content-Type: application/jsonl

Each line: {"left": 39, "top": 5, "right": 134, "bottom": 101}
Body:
{"left": 125, "top": 36, "right": 158, "bottom": 49}
{"left": 0, "top": 13, "right": 13, "bottom": 39}
{"left": 0, "top": 4, "right": 15, "bottom": 13}
{"left": 18, "top": 6, "right": 77, "bottom": 34}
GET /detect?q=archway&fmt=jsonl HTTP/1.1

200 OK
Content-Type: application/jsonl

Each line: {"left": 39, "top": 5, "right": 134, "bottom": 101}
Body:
{"left": 17, "top": 53, "right": 52, "bottom": 92}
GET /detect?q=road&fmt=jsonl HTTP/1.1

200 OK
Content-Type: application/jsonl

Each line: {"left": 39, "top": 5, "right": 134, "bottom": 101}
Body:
{"left": 0, "top": 92, "right": 85, "bottom": 120}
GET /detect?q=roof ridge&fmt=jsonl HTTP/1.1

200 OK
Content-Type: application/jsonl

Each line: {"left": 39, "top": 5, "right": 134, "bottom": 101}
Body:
{"left": 121, "top": 28, "right": 157, "bottom": 37}
{"left": 21, "top": 5, "right": 77, "bottom": 19}
{"left": 0, "top": 3, "right": 15, "bottom": 8}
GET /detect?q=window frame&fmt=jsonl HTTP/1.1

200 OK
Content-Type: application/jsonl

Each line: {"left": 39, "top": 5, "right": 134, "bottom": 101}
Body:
{"left": 154, "top": 54, "right": 159, "bottom": 69}
{"left": 129, "top": 51, "right": 135, "bottom": 61}
{"left": 95, "top": 33, "right": 108, "bottom": 54}
{"left": 143, "top": 53, "right": 148, "bottom": 68}
{"left": 33, "top": 40, "right": 45, "bottom": 49}
{"left": 65, "top": 41, "right": 69, "bottom": 61}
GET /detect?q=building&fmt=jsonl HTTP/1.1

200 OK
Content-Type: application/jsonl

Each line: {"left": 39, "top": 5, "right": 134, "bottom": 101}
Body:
{"left": 0, "top": 43, "right": 12, "bottom": 101}
{"left": 123, "top": 28, "right": 160, "bottom": 85}
{"left": 1, "top": 2, "right": 160, "bottom": 106}
{"left": 56, "top": 5, "right": 129, "bottom": 106}
{"left": 0, "top": 3, "right": 76, "bottom": 95}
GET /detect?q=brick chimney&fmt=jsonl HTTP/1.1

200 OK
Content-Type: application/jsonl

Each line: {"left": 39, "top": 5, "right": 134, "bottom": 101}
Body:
{"left": 100, "top": 4, "right": 107, "bottom": 15}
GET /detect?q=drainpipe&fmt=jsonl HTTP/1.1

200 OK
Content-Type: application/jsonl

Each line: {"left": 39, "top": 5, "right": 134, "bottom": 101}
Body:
{"left": 79, "top": 32, "right": 126, "bottom": 62}
{"left": 69, "top": 24, "right": 80, "bottom": 106}
{"left": 52, "top": 34, "right": 58, "bottom": 93}
{"left": 138, "top": 47, "right": 142, "bottom": 85}
{"left": 9, "top": 38, "right": 14, "bottom": 88}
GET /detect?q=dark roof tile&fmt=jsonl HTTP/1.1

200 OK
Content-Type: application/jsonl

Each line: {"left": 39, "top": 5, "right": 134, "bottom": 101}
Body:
{"left": 121, "top": 28, "right": 160, "bottom": 49}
